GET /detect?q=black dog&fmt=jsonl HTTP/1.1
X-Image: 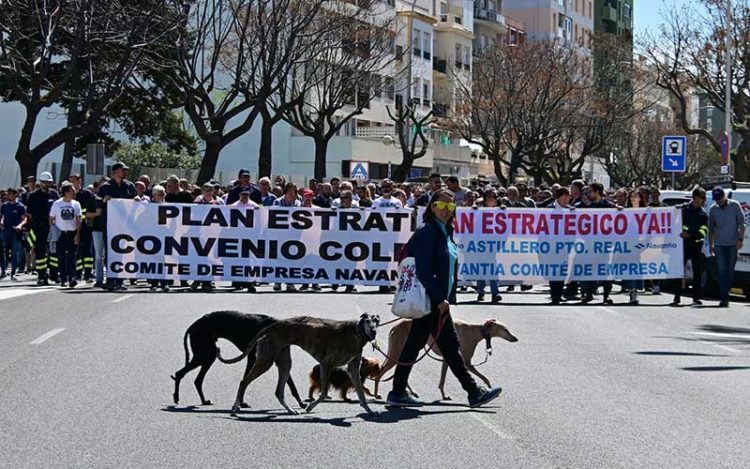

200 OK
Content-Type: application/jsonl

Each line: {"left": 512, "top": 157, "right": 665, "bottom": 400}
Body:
{"left": 171, "top": 310, "right": 304, "bottom": 407}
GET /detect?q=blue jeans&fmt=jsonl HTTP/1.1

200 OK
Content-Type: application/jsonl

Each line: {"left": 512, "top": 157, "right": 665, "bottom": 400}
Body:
{"left": 92, "top": 231, "right": 105, "bottom": 284}
{"left": 623, "top": 279, "right": 644, "bottom": 290}
{"left": 477, "top": 280, "right": 499, "bottom": 296}
{"left": 1, "top": 231, "right": 21, "bottom": 275}
{"left": 715, "top": 245, "right": 738, "bottom": 302}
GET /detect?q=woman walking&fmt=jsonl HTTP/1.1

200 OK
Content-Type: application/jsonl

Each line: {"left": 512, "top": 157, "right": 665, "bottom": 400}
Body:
{"left": 624, "top": 189, "right": 646, "bottom": 305}
{"left": 387, "top": 189, "right": 502, "bottom": 408}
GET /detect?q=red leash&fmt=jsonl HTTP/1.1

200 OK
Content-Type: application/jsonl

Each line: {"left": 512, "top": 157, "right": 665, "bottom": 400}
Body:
{"left": 370, "top": 312, "right": 449, "bottom": 367}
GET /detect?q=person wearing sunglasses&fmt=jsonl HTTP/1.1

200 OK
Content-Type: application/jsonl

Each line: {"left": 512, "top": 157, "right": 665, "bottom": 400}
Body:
{"left": 387, "top": 189, "right": 503, "bottom": 409}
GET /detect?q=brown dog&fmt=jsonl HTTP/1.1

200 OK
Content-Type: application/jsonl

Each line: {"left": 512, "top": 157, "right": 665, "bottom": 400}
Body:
{"left": 373, "top": 318, "right": 518, "bottom": 400}
{"left": 308, "top": 357, "right": 381, "bottom": 401}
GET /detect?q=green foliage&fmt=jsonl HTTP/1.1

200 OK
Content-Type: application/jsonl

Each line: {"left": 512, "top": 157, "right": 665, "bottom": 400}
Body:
{"left": 113, "top": 142, "right": 202, "bottom": 176}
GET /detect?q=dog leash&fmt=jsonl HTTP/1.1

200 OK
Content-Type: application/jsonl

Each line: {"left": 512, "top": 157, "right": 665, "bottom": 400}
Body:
{"left": 369, "top": 312, "right": 449, "bottom": 367}
{"left": 425, "top": 346, "right": 492, "bottom": 367}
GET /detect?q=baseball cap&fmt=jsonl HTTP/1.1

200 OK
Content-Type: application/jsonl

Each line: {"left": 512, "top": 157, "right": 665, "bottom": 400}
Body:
{"left": 112, "top": 162, "right": 129, "bottom": 171}
{"left": 238, "top": 169, "right": 251, "bottom": 178}
{"left": 240, "top": 187, "right": 252, "bottom": 195}
{"left": 302, "top": 189, "right": 314, "bottom": 197}
{"left": 26, "top": 175, "right": 36, "bottom": 181}
{"left": 712, "top": 187, "right": 725, "bottom": 200}
{"left": 38, "top": 172, "right": 54, "bottom": 182}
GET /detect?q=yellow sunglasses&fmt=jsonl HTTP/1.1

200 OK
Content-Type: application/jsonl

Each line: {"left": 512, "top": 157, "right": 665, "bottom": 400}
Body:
{"left": 433, "top": 201, "right": 457, "bottom": 211}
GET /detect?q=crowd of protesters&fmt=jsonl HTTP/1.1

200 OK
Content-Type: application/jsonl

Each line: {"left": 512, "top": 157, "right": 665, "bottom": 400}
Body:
{"left": 0, "top": 166, "right": 743, "bottom": 307}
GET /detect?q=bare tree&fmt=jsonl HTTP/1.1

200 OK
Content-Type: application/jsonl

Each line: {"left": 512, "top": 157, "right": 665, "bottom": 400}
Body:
{"left": 643, "top": 1, "right": 750, "bottom": 180}
{"left": 449, "top": 41, "right": 589, "bottom": 186}
{"left": 156, "top": 0, "right": 333, "bottom": 184}
{"left": 278, "top": 2, "right": 401, "bottom": 180}
{"left": 0, "top": 0, "right": 179, "bottom": 179}
{"left": 386, "top": 102, "right": 435, "bottom": 182}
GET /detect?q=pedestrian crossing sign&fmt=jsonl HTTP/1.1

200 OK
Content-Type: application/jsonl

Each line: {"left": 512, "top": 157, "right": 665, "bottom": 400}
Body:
{"left": 350, "top": 161, "right": 369, "bottom": 181}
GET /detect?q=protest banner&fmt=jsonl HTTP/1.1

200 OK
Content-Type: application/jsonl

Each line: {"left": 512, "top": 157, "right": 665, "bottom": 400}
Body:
{"left": 106, "top": 200, "right": 414, "bottom": 285}
{"left": 454, "top": 207, "right": 684, "bottom": 282}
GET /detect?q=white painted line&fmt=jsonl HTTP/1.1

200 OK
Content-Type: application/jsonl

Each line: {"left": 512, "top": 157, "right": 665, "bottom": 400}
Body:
{"left": 111, "top": 294, "right": 134, "bottom": 303}
{"left": 686, "top": 331, "right": 750, "bottom": 341}
{"left": 30, "top": 328, "right": 65, "bottom": 345}
{"left": 0, "top": 288, "right": 47, "bottom": 301}
{"left": 598, "top": 306, "right": 619, "bottom": 314}
{"left": 469, "top": 413, "right": 513, "bottom": 440}
{"left": 698, "top": 340, "right": 741, "bottom": 353}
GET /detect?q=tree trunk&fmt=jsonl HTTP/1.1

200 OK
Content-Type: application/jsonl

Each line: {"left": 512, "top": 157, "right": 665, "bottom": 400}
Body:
{"left": 392, "top": 162, "right": 409, "bottom": 183}
{"left": 196, "top": 141, "right": 223, "bottom": 185}
{"left": 734, "top": 133, "right": 749, "bottom": 182}
{"left": 15, "top": 109, "right": 40, "bottom": 181}
{"left": 59, "top": 106, "right": 79, "bottom": 183}
{"left": 313, "top": 138, "right": 328, "bottom": 180}
{"left": 490, "top": 152, "right": 506, "bottom": 186}
{"left": 258, "top": 107, "right": 274, "bottom": 178}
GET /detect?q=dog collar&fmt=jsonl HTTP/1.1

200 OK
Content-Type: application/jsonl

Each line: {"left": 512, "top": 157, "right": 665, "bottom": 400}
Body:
{"left": 481, "top": 321, "right": 493, "bottom": 354}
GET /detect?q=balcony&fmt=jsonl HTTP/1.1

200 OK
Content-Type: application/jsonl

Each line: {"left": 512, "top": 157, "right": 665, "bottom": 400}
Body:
{"left": 602, "top": 5, "right": 618, "bottom": 23}
{"left": 432, "top": 56, "right": 447, "bottom": 73}
{"left": 473, "top": 8, "right": 505, "bottom": 26}
{"left": 355, "top": 125, "right": 396, "bottom": 141}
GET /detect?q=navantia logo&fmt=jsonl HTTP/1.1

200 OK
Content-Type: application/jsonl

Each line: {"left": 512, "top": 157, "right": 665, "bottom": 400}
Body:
{"left": 635, "top": 243, "right": 646, "bottom": 250}
{"left": 635, "top": 242, "right": 677, "bottom": 251}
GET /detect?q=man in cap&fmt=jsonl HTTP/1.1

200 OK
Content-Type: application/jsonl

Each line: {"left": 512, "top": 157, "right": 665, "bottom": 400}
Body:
{"left": 98, "top": 162, "right": 136, "bottom": 290}
{"left": 226, "top": 170, "right": 262, "bottom": 205}
{"left": 26, "top": 172, "right": 59, "bottom": 285}
{"left": 708, "top": 187, "right": 745, "bottom": 307}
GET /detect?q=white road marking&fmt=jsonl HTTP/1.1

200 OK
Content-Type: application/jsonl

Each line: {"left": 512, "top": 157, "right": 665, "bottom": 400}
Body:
{"left": 698, "top": 340, "right": 741, "bottom": 353}
{"left": 598, "top": 306, "right": 619, "bottom": 314}
{"left": 30, "top": 328, "right": 65, "bottom": 345}
{"left": 469, "top": 413, "right": 513, "bottom": 440}
{"left": 111, "top": 294, "right": 134, "bottom": 303}
{"left": 0, "top": 288, "right": 49, "bottom": 301}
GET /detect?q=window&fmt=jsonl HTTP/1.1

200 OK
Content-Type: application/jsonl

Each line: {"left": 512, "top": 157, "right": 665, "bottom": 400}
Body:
{"left": 623, "top": 3, "right": 632, "bottom": 18}
{"left": 412, "top": 78, "right": 420, "bottom": 100}
{"left": 413, "top": 29, "right": 421, "bottom": 56}
{"left": 422, "top": 80, "right": 431, "bottom": 107}
{"left": 423, "top": 31, "right": 431, "bottom": 60}
{"left": 384, "top": 77, "right": 395, "bottom": 100}
{"left": 455, "top": 43, "right": 462, "bottom": 67}
{"left": 440, "top": 1, "right": 448, "bottom": 21}
{"left": 464, "top": 46, "right": 470, "bottom": 70}
{"left": 371, "top": 74, "right": 382, "bottom": 98}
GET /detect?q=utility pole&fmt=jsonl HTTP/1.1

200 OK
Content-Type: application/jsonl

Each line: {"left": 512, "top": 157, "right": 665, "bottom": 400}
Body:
{"left": 725, "top": 0, "right": 733, "bottom": 176}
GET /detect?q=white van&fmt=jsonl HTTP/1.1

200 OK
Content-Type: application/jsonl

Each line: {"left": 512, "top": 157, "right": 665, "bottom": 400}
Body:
{"left": 704, "top": 187, "right": 750, "bottom": 297}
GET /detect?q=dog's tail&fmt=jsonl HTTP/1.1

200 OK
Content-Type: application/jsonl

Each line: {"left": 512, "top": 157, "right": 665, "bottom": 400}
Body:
{"left": 217, "top": 321, "right": 279, "bottom": 364}
{"left": 183, "top": 329, "right": 190, "bottom": 366}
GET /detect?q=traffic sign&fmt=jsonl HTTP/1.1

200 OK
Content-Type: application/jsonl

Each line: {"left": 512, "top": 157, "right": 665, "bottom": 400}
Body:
{"left": 662, "top": 135, "right": 687, "bottom": 172}
{"left": 350, "top": 161, "right": 369, "bottom": 181}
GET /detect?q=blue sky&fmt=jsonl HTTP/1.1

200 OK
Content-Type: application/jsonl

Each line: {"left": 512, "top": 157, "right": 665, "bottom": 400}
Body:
{"left": 634, "top": 0, "right": 696, "bottom": 38}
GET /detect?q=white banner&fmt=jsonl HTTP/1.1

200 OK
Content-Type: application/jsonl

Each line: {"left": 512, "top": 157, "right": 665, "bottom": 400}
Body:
{"left": 454, "top": 207, "right": 684, "bottom": 282}
{"left": 106, "top": 200, "right": 413, "bottom": 285}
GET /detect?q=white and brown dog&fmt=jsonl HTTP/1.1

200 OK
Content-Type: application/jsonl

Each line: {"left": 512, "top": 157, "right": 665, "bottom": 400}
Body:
{"left": 373, "top": 318, "right": 518, "bottom": 400}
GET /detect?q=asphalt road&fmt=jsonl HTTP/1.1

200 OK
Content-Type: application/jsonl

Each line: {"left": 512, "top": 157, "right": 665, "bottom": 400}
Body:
{"left": 1, "top": 277, "right": 749, "bottom": 469}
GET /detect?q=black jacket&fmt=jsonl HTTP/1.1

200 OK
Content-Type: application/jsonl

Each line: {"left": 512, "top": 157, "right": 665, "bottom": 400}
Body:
{"left": 412, "top": 219, "right": 458, "bottom": 310}
{"left": 680, "top": 203, "right": 709, "bottom": 248}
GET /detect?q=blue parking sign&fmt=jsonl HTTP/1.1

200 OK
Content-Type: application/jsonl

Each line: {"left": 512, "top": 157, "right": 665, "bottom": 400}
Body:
{"left": 662, "top": 136, "right": 687, "bottom": 172}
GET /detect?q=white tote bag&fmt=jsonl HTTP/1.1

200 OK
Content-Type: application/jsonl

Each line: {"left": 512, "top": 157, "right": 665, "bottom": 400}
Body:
{"left": 391, "top": 257, "right": 431, "bottom": 319}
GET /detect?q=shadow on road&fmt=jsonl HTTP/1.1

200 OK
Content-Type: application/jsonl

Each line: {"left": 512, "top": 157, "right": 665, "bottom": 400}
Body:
{"left": 161, "top": 401, "right": 496, "bottom": 426}
{"left": 681, "top": 366, "right": 750, "bottom": 372}
{"left": 634, "top": 351, "right": 728, "bottom": 357}
{"left": 698, "top": 324, "right": 750, "bottom": 335}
